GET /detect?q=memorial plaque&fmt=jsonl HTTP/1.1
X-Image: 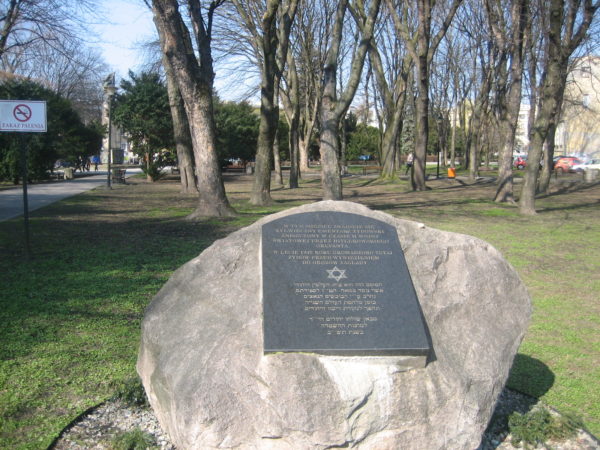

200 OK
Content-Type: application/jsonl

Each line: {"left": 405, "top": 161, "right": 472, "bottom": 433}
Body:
{"left": 261, "top": 211, "right": 430, "bottom": 356}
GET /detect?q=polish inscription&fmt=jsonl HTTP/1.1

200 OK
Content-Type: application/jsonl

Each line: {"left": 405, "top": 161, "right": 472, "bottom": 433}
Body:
{"left": 262, "top": 211, "right": 430, "bottom": 356}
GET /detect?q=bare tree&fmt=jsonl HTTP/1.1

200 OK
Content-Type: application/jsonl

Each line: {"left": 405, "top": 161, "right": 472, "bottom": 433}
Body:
{"left": 367, "top": 5, "right": 412, "bottom": 179}
{"left": 387, "top": 0, "right": 463, "bottom": 191}
{"left": 149, "top": 0, "right": 235, "bottom": 218}
{"left": 222, "top": 0, "right": 298, "bottom": 205}
{"left": 319, "top": 0, "right": 381, "bottom": 200}
{"left": 519, "top": 0, "right": 599, "bottom": 215}
{"left": 14, "top": 38, "right": 107, "bottom": 123}
{"left": 280, "top": 50, "right": 301, "bottom": 188}
{"left": 292, "top": 2, "right": 328, "bottom": 173}
{"left": 0, "top": 0, "right": 95, "bottom": 67}
{"left": 484, "top": 0, "right": 530, "bottom": 203}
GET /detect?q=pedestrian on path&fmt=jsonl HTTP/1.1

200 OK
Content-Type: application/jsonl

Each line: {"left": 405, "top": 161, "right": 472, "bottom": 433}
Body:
{"left": 405, "top": 152, "right": 414, "bottom": 174}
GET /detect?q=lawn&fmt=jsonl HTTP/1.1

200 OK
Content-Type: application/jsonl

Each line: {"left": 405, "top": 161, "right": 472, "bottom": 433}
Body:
{"left": 0, "top": 171, "right": 598, "bottom": 448}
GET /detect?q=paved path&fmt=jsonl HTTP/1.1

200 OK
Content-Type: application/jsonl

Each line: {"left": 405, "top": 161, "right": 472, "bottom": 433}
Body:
{"left": 0, "top": 169, "right": 142, "bottom": 222}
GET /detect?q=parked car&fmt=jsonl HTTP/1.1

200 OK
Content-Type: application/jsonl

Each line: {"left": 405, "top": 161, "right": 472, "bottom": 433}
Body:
{"left": 572, "top": 158, "right": 600, "bottom": 172}
{"left": 513, "top": 156, "right": 528, "bottom": 169}
{"left": 554, "top": 156, "right": 583, "bottom": 173}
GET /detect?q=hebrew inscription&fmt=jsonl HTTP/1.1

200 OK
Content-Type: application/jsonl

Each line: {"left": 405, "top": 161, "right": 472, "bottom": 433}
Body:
{"left": 262, "top": 211, "right": 430, "bottom": 356}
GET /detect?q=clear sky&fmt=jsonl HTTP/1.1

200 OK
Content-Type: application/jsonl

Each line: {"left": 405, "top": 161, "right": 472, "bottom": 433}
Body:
{"left": 91, "top": 0, "right": 156, "bottom": 80}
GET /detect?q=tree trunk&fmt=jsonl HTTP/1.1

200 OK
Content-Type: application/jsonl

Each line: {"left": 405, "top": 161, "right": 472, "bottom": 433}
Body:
{"left": 450, "top": 107, "right": 456, "bottom": 168}
{"left": 380, "top": 109, "right": 403, "bottom": 178}
{"left": 340, "top": 118, "right": 348, "bottom": 175}
{"left": 520, "top": 61, "right": 566, "bottom": 214}
{"left": 367, "top": 37, "right": 411, "bottom": 180}
{"left": 467, "top": 74, "right": 491, "bottom": 180}
{"left": 273, "top": 127, "right": 284, "bottom": 187}
{"left": 151, "top": 0, "right": 234, "bottom": 218}
{"left": 320, "top": 63, "right": 343, "bottom": 200}
{"left": 280, "top": 52, "right": 300, "bottom": 189}
{"left": 299, "top": 136, "right": 310, "bottom": 172}
{"left": 494, "top": 0, "right": 528, "bottom": 203}
{"left": 289, "top": 115, "right": 300, "bottom": 188}
{"left": 185, "top": 86, "right": 235, "bottom": 218}
{"left": 318, "top": 0, "right": 381, "bottom": 199}
{"left": 299, "top": 98, "right": 319, "bottom": 172}
{"left": 412, "top": 1, "right": 431, "bottom": 191}
{"left": 538, "top": 122, "right": 556, "bottom": 193}
{"left": 250, "top": 7, "right": 279, "bottom": 205}
{"left": 519, "top": 0, "right": 597, "bottom": 214}
{"left": 162, "top": 50, "right": 196, "bottom": 194}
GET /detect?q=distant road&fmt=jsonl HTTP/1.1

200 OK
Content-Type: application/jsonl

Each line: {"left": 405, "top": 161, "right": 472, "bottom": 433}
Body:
{"left": 0, "top": 169, "right": 142, "bottom": 222}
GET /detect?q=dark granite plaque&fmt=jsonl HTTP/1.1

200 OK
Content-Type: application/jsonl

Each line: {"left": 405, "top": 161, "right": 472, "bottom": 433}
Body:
{"left": 261, "top": 211, "right": 430, "bottom": 356}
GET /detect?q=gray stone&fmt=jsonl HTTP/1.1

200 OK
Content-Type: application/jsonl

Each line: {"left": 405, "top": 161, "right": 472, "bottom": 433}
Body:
{"left": 137, "top": 201, "right": 531, "bottom": 449}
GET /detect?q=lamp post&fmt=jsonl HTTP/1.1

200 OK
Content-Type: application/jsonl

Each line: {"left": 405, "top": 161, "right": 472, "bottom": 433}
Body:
{"left": 103, "top": 73, "right": 116, "bottom": 189}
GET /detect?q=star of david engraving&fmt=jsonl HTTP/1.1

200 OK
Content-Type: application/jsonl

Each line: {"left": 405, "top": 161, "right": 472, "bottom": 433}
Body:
{"left": 326, "top": 266, "right": 347, "bottom": 282}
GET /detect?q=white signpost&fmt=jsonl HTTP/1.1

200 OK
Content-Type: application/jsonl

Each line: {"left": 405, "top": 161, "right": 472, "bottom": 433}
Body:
{"left": 0, "top": 100, "right": 48, "bottom": 258}
{"left": 0, "top": 100, "right": 47, "bottom": 132}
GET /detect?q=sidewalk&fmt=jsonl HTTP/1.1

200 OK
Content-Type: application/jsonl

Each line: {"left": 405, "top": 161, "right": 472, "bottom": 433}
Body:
{"left": 0, "top": 169, "right": 142, "bottom": 222}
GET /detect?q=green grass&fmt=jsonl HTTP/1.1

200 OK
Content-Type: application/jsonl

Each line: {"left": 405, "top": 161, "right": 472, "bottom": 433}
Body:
{"left": 0, "top": 175, "right": 598, "bottom": 447}
{"left": 386, "top": 187, "right": 600, "bottom": 436}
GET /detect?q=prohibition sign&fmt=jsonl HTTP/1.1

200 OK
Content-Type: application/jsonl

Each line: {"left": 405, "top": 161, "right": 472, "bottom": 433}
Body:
{"left": 13, "top": 104, "right": 32, "bottom": 122}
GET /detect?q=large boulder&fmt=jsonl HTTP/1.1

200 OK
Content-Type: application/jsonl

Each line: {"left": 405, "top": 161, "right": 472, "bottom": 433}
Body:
{"left": 137, "top": 201, "right": 531, "bottom": 449}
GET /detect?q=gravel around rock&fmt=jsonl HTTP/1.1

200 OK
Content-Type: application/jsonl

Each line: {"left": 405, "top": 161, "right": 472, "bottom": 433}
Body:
{"left": 51, "top": 387, "right": 598, "bottom": 450}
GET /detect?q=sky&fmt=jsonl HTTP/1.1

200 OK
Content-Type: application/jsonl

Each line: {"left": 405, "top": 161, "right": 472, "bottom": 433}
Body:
{"left": 91, "top": 0, "right": 156, "bottom": 80}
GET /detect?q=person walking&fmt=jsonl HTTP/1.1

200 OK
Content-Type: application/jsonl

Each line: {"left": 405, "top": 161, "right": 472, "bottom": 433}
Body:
{"left": 405, "top": 152, "right": 414, "bottom": 174}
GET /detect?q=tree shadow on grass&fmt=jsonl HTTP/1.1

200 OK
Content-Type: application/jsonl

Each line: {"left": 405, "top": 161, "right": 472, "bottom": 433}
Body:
{"left": 507, "top": 353, "right": 555, "bottom": 398}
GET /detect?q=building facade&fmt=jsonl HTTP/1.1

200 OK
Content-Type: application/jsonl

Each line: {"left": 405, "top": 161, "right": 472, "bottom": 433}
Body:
{"left": 555, "top": 56, "right": 600, "bottom": 158}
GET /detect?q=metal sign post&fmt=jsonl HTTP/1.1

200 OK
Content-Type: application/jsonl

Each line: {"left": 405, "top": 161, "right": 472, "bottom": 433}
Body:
{"left": 1, "top": 100, "right": 48, "bottom": 259}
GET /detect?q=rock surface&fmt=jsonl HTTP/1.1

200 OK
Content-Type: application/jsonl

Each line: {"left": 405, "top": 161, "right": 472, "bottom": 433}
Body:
{"left": 137, "top": 201, "right": 532, "bottom": 449}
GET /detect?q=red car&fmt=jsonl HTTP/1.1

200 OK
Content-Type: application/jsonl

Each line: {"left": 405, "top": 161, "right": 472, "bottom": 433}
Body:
{"left": 554, "top": 157, "right": 583, "bottom": 173}
{"left": 513, "top": 156, "right": 528, "bottom": 169}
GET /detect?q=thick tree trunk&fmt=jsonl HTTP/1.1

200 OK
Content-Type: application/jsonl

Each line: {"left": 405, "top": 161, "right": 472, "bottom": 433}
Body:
{"left": 163, "top": 53, "right": 196, "bottom": 194}
{"left": 151, "top": 0, "right": 234, "bottom": 218}
{"left": 186, "top": 87, "right": 235, "bottom": 218}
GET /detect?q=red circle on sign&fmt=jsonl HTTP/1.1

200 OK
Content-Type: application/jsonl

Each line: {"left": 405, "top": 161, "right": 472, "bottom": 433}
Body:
{"left": 13, "top": 104, "right": 32, "bottom": 122}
